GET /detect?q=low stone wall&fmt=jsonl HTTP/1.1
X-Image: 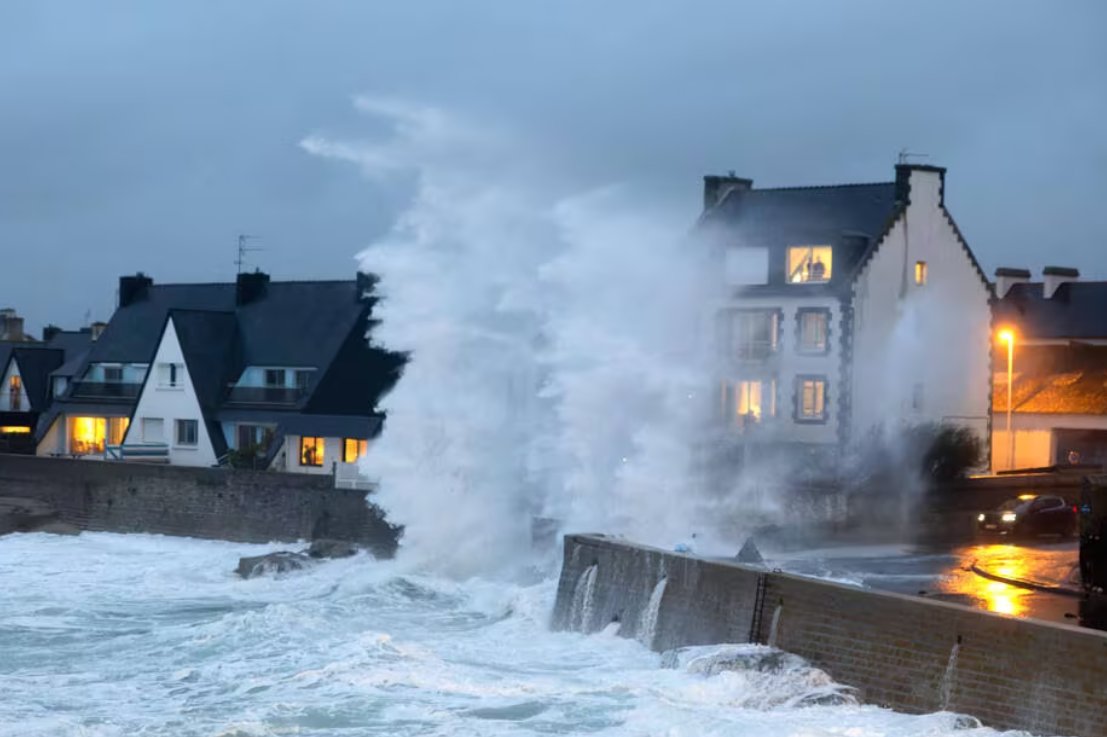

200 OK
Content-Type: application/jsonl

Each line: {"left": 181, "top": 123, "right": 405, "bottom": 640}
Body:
{"left": 0, "top": 454, "right": 399, "bottom": 555}
{"left": 554, "top": 533, "right": 1107, "bottom": 736}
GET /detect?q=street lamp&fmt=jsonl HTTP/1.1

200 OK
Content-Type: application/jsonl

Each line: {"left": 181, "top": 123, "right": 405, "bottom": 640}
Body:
{"left": 998, "top": 328, "right": 1016, "bottom": 470}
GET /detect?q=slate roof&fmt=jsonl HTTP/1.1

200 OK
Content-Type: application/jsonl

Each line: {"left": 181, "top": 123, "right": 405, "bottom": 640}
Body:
{"left": 994, "top": 344, "right": 1107, "bottom": 414}
{"left": 699, "top": 182, "right": 901, "bottom": 293}
{"left": 994, "top": 281, "right": 1107, "bottom": 340}
{"left": 2, "top": 329, "right": 92, "bottom": 413}
{"left": 87, "top": 280, "right": 362, "bottom": 369}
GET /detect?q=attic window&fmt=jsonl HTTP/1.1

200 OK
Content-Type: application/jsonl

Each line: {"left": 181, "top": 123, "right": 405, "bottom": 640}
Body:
{"left": 915, "top": 261, "right": 928, "bottom": 285}
{"left": 787, "top": 246, "right": 832, "bottom": 284}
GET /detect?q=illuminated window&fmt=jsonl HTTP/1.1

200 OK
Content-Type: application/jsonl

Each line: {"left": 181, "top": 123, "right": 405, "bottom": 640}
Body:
{"left": 721, "top": 379, "right": 776, "bottom": 429}
{"left": 0, "top": 426, "right": 30, "bottom": 434}
{"left": 69, "top": 416, "right": 106, "bottom": 455}
{"left": 797, "top": 309, "right": 829, "bottom": 354}
{"left": 720, "top": 310, "right": 780, "bottom": 361}
{"left": 787, "top": 246, "right": 833, "bottom": 284}
{"left": 175, "top": 419, "right": 198, "bottom": 446}
{"left": 343, "top": 438, "right": 368, "bottom": 463}
{"left": 8, "top": 374, "right": 21, "bottom": 411}
{"left": 915, "top": 261, "right": 928, "bottom": 285}
{"left": 109, "top": 417, "right": 129, "bottom": 445}
{"left": 795, "top": 376, "right": 828, "bottom": 422}
{"left": 300, "top": 436, "right": 324, "bottom": 466}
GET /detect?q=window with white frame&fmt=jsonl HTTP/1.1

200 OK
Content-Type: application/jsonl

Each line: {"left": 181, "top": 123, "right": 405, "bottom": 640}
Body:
{"left": 158, "top": 362, "right": 183, "bottom": 388}
{"left": 175, "top": 419, "right": 198, "bottom": 446}
{"left": 796, "top": 309, "right": 830, "bottom": 354}
{"left": 787, "top": 246, "right": 833, "bottom": 284}
{"left": 795, "top": 376, "right": 828, "bottom": 422}
{"left": 719, "top": 309, "right": 780, "bottom": 361}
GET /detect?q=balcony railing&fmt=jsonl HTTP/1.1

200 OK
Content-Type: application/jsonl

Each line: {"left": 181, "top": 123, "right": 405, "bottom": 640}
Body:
{"left": 69, "top": 381, "right": 142, "bottom": 401}
{"left": 224, "top": 385, "right": 306, "bottom": 406}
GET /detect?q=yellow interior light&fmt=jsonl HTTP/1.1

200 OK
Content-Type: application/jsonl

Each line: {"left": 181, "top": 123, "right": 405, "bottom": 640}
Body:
{"left": 0, "top": 426, "right": 31, "bottom": 434}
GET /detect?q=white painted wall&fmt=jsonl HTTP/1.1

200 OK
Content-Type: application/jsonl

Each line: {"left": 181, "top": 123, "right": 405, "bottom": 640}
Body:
{"left": 714, "top": 295, "right": 842, "bottom": 444}
{"left": 850, "top": 169, "right": 992, "bottom": 447}
{"left": 0, "top": 359, "right": 29, "bottom": 411}
{"left": 992, "top": 412, "right": 1107, "bottom": 471}
{"left": 123, "top": 318, "right": 218, "bottom": 467}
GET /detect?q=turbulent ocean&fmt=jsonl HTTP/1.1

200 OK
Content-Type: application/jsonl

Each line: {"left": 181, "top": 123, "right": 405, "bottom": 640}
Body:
{"left": 0, "top": 532, "right": 1021, "bottom": 737}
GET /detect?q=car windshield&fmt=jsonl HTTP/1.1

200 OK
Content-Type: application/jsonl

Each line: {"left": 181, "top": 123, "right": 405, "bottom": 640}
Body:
{"left": 998, "top": 498, "right": 1028, "bottom": 511}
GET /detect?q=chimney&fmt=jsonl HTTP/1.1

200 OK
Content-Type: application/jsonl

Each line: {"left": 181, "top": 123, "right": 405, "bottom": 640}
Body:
{"left": 90, "top": 321, "right": 108, "bottom": 340}
{"left": 0, "top": 309, "right": 24, "bottom": 341}
{"left": 995, "top": 267, "right": 1031, "bottom": 299}
{"left": 1043, "top": 266, "right": 1079, "bottom": 299}
{"left": 894, "top": 163, "right": 947, "bottom": 207}
{"left": 703, "top": 174, "right": 753, "bottom": 211}
{"left": 119, "top": 273, "right": 154, "bottom": 307}
{"left": 355, "top": 271, "right": 378, "bottom": 302}
{"left": 42, "top": 324, "right": 62, "bottom": 342}
{"left": 236, "top": 270, "right": 270, "bottom": 306}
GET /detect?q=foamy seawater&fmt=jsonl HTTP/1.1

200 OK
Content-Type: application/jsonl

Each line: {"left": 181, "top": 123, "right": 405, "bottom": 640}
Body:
{"left": 0, "top": 533, "right": 1024, "bottom": 736}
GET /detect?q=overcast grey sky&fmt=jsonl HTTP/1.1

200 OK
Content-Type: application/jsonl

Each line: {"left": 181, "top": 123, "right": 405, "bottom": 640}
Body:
{"left": 2, "top": 1, "right": 1105, "bottom": 335}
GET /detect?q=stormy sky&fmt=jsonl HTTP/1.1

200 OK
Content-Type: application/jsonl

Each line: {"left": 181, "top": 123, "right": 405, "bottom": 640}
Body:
{"left": 2, "top": 1, "right": 1104, "bottom": 335}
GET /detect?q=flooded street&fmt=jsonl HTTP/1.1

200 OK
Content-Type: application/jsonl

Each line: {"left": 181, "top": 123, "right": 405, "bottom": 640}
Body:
{"left": 771, "top": 538, "right": 1083, "bottom": 626}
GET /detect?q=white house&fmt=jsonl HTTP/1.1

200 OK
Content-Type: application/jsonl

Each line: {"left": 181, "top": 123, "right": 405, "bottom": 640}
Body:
{"left": 38, "top": 271, "right": 402, "bottom": 477}
{"left": 698, "top": 163, "right": 993, "bottom": 455}
{"left": 991, "top": 268, "right": 1107, "bottom": 470}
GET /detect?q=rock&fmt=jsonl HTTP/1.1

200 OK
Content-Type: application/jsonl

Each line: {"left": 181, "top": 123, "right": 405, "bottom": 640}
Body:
{"left": 236, "top": 551, "right": 313, "bottom": 578}
{"left": 0, "top": 496, "right": 60, "bottom": 535}
{"left": 34, "top": 521, "right": 81, "bottom": 536}
{"left": 306, "top": 539, "right": 360, "bottom": 559}
{"left": 735, "top": 538, "right": 765, "bottom": 566}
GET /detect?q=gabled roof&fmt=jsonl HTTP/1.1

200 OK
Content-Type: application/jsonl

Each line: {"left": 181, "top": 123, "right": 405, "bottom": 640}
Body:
{"left": 86, "top": 280, "right": 363, "bottom": 370}
{"left": 994, "top": 281, "right": 1107, "bottom": 340}
{"left": 699, "top": 182, "right": 899, "bottom": 292}
{"left": 9, "top": 348, "right": 64, "bottom": 411}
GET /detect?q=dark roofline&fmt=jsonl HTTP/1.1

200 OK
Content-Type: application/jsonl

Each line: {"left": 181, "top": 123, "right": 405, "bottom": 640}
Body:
{"left": 744, "top": 180, "right": 893, "bottom": 193}
{"left": 151, "top": 278, "right": 355, "bottom": 289}
{"left": 996, "top": 267, "right": 1032, "bottom": 278}
{"left": 895, "top": 163, "right": 947, "bottom": 175}
{"left": 1043, "top": 266, "right": 1080, "bottom": 277}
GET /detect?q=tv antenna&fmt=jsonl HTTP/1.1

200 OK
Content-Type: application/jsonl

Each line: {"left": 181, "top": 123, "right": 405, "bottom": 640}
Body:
{"left": 235, "top": 234, "right": 263, "bottom": 274}
{"left": 897, "top": 149, "right": 929, "bottom": 165}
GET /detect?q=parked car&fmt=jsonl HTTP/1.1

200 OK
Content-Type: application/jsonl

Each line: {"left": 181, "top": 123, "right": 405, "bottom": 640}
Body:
{"left": 977, "top": 495, "right": 1078, "bottom": 537}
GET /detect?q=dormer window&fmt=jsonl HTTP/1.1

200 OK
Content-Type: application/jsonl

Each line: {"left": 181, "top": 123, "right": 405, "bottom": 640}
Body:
{"left": 787, "top": 246, "right": 833, "bottom": 284}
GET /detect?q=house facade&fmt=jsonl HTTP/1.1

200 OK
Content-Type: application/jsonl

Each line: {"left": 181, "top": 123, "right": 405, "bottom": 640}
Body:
{"left": 991, "top": 268, "right": 1107, "bottom": 470}
{"left": 37, "top": 271, "right": 402, "bottom": 477}
{"left": 0, "top": 327, "right": 93, "bottom": 453}
{"left": 699, "top": 163, "right": 992, "bottom": 458}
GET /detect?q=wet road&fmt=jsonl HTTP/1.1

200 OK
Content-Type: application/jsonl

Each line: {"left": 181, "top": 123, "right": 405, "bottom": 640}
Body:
{"left": 768, "top": 537, "right": 1083, "bottom": 626}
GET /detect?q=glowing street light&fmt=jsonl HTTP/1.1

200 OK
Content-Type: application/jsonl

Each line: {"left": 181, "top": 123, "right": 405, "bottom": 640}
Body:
{"left": 998, "top": 328, "right": 1016, "bottom": 470}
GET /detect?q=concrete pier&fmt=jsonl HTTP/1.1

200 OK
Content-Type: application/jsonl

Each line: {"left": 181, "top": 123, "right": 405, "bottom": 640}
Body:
{"left": 554, "top": 533, "right": 1107, "bottom": 736}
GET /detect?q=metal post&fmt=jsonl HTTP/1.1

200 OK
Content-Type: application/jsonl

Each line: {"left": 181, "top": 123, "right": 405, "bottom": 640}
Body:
{"left": 1007, "top": 337, "right": 1015, "bottom": 470}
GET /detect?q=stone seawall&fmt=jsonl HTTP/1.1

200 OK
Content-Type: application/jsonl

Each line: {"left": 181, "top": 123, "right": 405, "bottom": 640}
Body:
{"left": 0, "top": 454, "right": 399, "bottom": 555}
{"left": 553, "top": 534, "right": 1107, "bottom": 737}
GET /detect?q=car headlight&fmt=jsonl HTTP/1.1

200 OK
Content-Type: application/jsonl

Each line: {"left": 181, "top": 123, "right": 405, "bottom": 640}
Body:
{"left": 977, "top": 514, "right": 985, "bottom": 522}
{"left": 1001, "top": 512, "right": 1017, "bottom": 523}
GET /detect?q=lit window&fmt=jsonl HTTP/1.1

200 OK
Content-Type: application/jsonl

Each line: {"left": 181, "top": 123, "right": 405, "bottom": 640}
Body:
{"left": 344, "top": 438, "right": 368, "bottom": 463}
{"left": 8, "top": 374, "right": 21, "bottom": 410}
{"left": 720, "top": 310, "right": 780, "bottom": 361}
{"left": 175, "top": 419, "right": 198, "bottom": 446}
{"left": 0, "top": 426, "right": 31, "bottom": 434}
{"left": 915, "top": 261, "right": 928, "bottom": 285}
{"left": 797, "top": 310, "right": 829, "bottom": 354}
{"left": 300, "top": 436, "right": 324, "bottom": 466}
{"left": 721, "top": 379, "right": 776, "bottom": 429}
{"left": 787, "top": 246, "right": 833, "bottom": 284}
{"left": 69, "top": 416, "right": 106, "bottom": 455}
{"left": 795, "top": 377, "right": 828, "bottom": 422}
{"left": 109, "top": 417, "right": 129, "bottom": 445}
